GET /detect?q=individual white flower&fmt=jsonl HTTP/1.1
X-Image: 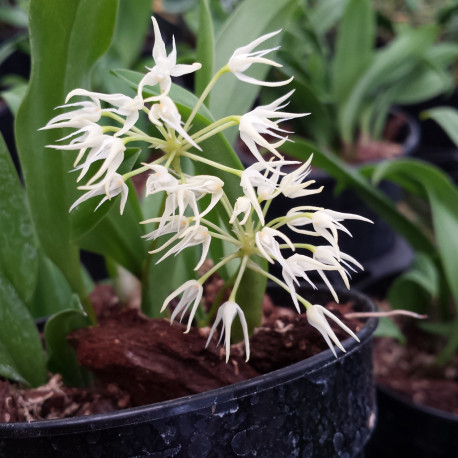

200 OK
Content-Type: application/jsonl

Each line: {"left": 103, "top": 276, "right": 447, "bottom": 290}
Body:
{"left": 46, "top": 123, "right": 105, "bottom": 167}
{"left": 241, "top": 160, "right": 297, "bottom": 224}
{"left": 155, "top": 225, "right": 211, "bottom": 271}
{"left": 138, "top": 17, "right": 201, "bottom": 100}
{"left": 282, "top": 253, "right": 340, "bottom": 312}
{"left": 142, "top": 215, "right": 189, "bottom": 241}
{"left": 228, "top": 30, "right": 293, "bottom": 87}
{"left": 229, "top": 196, "right": 252, "bottom": 225}
{"left": 206, "top": 301, "right": 250, "bottom": 362}
{"left": 287, "top": 208, "right": 373, "bottom": 255}
{"left": 255, "top": 227, "right": 294, "bottom": 274}
{"left": 72, "top": 136, "right": 125, "bottom": 185}
{"left": 40, "top": 97, "right": 101, "bottom": 130}
{"left": 307, "top": 304, "right": 359, "bottom": 358}
{"left": 145, "top": 165, "right": 179, "bottom": 195}
{"left": 69, "top": 173, "right": 128, "bottom": 214}
{"left": 278, "top": 155, "right": 323, "bottom": 198}
{"left": 65, "top": 89, "right": 144, "bottom": 137}
{"left": 239, "top": 91, "right": 308, "bottom": 163}
{"left": 313, "top": 245, "right": 364, "bottom": 302}
{"left": 161, "top": 280, "right": 203, "bottom": 333}
{"left": 149, "top": 96, "right": 201, "bottom": 150}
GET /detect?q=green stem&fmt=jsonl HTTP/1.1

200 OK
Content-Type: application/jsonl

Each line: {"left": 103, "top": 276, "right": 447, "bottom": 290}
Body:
{"left": 122, "top": 156, "right": 166, "bottom": 181}
{"left": 198, "top": 253, "right": 239, "bottom": 285}
{"left": 229, "top": 255, "right": 249, "bottom": 302}
{"left": 181, "top": 151, "right": 242, "bottom": 177}
{"left": 184, "top": 65, "right": 229, "bottom": 131}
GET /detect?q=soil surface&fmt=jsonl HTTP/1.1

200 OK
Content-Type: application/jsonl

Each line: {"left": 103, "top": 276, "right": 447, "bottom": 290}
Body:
{"left": 0, "top": 285, "right": 364, "bottom": 423}
{"left": 373, "top": 310, "right": 458, "bottom": 415}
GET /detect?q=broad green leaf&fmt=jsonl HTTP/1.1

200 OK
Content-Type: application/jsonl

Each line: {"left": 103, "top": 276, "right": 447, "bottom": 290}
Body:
{"left": 282, "top": 137, "right": 435, "bottom": 254}
{"left": 0, "top": 134, "right": 38, "bottom": 304}
{"left": 372, "top": 158, "right": 458, "bottom": 361}
{"left": 0, "top": 267, "right": 47, "bottom": 387}
{"left": 422, "top": 107, "right": 458, "bottom": 148}
{"left": 195, "top": 0, "right": 214, "bottom": 101}
{"left": 15, "top": 0, "right": 118, "bottom": 300}
{"left": 45, "top": 299, "right": 92, "bottom": 387}
{"left": 210, "top": 0, "right": 298, "bottom": 144}
{"left": 332, "top": 0, "right": 375, "bottom": 106}
{"left": 340, "top": 25, "right": 438, "bottom": 143}
{"left": 0, "top": 5, "right": 28, "bottom": 28}
{"left": 29, "top": 253, "right": 76, "bottom": 319}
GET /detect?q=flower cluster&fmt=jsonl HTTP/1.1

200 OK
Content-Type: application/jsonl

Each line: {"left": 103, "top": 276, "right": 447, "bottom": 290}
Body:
{"left": 44, "top": 17, "right": 372, "bottom": 363}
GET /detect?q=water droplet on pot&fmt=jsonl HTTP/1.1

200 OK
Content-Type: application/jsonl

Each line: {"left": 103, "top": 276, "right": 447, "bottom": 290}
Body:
{"left": 333, "top": 432, "right": 345, "bottom": 452}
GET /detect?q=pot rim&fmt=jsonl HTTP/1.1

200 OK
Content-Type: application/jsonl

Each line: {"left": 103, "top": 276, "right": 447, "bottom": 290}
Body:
{"left": 0, "top": 288, "right": 378, "bottom": 437}
{"left": 377, "top": 383, "right": 458, "bottom": 422}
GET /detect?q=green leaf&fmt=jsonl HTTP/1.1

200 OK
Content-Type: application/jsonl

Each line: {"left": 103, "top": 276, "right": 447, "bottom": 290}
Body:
{"left": 29, "top": 252, "right": 76, "bottom": 319}
{"left": 0, "top": 268, "right": 47, "bottom": 387}
{"left": 372, "top": 158, "right": 458, "bottom": 361}
{"left": 340, "top": 25, "right": 438, "bottom": 143}
{"left": 210, "top": 0, "right": 298, "bottom": 144}
{"left": 387, "top": 253, "right": 439, "bottom": 315}
{"left": 70, "top": 147, "right": 141, "bottom": 241}
{"left": 0, "top": 134, "right": 38, "bottom": 305}
{"left": 1, "top": 82, "right": 28, "bottom": 116}
{"left": 195, "top": 0, "right": 214, "bottom": 101}
{"left": 422, "top": 106, "right": 458, "bottom": 148}
{"left": 309, "top": 0, "right": 350, "bottom": 37}
{"left": 332, "top": 0, "right": 375, "bottom": 106}
{"left": 374, "top": 317, "right": 405, "bottom": 343}
{"left": 15, "top": 0, "right": 118, "bottom": 299}
{"left": 44, "top": 299, "right": 92, "bottom": 387}
{"left": 75, "top": 182, "right": 147, "bottom": 277}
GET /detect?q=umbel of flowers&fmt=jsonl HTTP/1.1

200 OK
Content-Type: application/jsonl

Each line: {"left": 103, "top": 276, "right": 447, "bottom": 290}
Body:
{"left": 43, "top": 17, "right": 371, "bottom": 362}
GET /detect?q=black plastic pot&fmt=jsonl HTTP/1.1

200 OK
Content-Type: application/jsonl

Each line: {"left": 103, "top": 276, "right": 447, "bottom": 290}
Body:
{"left": 0, "top": 288, "right": 378, "bottom": 458}
{"left": 365, "top": 385, "right": 458, "bottom": 458}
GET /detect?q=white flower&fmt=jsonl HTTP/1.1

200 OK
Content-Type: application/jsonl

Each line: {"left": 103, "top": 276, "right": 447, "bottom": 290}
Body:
{"left": 282, "top": 253, "right": 339, "bottom": 312}
{"left": 278, "top": 155, "right": 322, "bottom": 198}
{"left": 286, "top": 208, "right": 373, "bottom": 255}
{"left": 313, "top": 245, "right": 364, "bottom": 302}
{"left": 206, "top": 301, "right": 250, "bottom": 362}
{"left": 72, "top": 136, "right": 125, "bottom": 185}
{"left": 145, "top": 165, "right": 179, "bottom": 195}
{"left": 228, "top": 30, "right": 293, "bottom": 87}
{"left": 149, "top": 96, "right": 201, "bottom": 150}
{"left": 255, "top": 227, "right": 294, "bottom": 273}
{"left": 40, "top": 98, "right": 101, "bottom": 130}
{"left": 229, "top": 196, "right": 252, "bottom": 225}
{"left": 239, "top": 91, "right": 308, "bottom": 163}
{"left": 142, "top": 215, "right": 189, "bottom": 241}
{"left": 241, "top": 160, "right": 297, "bottom": 225}
{"left": 138, "top": 17, "right": 201, "bottom": 100}
{"left": 161, "top": 280, "right": 203, "bottom": 333}
{"left": 155, "top": 225, "right": 211, "bottom": 271}
{"left": 69, "top": 173, "right": 128, "bottom": 214}
{"left": 65, "top": 89, "right": 143, "bottom": 137}
{"left": 307, "top": 304, "right": 359, "bottom": 358}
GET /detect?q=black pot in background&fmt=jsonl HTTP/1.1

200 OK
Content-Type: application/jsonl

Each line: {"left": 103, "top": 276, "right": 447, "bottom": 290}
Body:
{"left": 365, "top": 385, "right": 458, "bottom": 458}
{"left": 0, "top": 288, "right": 378, "bottom": 458}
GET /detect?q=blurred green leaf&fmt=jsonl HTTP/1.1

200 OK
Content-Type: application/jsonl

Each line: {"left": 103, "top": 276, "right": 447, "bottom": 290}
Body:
{"left": 332, "top": 0, "right": 375, "bottom": 106}
{"left": 0, "top": 268, "right": 47, "bottom": 387}
{"left": 422, "top": 106, "right": 458, "bottom": 148}
{"left": 340, "top": 25, "right": 438, "bottom": 143}
{"left": 309, "top": 0, "right": 349, "bottom": 37}
{"left": 195, "top": 0, "right": 214, "bottom": 101}
{"left": 0, "top": 134, "right": 38, "bottom": 304}
{"left": 45, "top": 299, "right": 92, "bottom": 387}
{"left": 374, "top": 317, "right": 405, "bottom": 344}
{"left": 1, "top": 82, "right": 27, "bottom": 116}
{"left": 15, "top": 0, "right": 118, "bottom": 302}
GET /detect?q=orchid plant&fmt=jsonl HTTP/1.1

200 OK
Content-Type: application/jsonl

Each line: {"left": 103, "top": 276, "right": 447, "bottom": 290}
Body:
{"left": 39, "top": 16, "right": 372, "bottom": 364}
